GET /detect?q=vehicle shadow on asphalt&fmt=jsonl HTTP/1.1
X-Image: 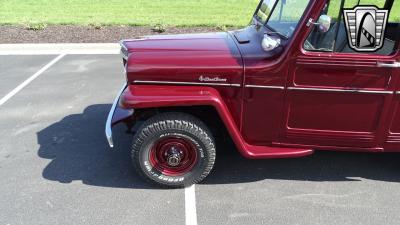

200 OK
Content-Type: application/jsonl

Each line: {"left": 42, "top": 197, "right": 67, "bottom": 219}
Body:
{"left": 204, "top": 143, "right": 400, "bottom": 185}
{"left": 37, "top": 104, "right": 400, "bottom": 189}
{"left": 37, "top": 104, "right": 157, "bottom": 189}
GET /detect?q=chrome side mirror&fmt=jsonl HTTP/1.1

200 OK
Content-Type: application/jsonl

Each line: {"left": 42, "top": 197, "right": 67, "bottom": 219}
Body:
{"left": 317, "top": 15, "right": 331, "bottom": 32}
{"left": 261, "top": 34, "right": 281, "bottom": 52}
{"left": 307, "top": 15, "right": 331, "bottom": 33}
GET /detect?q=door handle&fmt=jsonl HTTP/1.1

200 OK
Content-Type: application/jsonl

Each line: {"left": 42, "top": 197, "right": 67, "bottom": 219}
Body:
{"left": 377, "top": 62, "right": 400, "bottom": 68}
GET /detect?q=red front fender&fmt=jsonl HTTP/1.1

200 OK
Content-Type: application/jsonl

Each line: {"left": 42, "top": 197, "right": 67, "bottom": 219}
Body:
{"left": 120, "top": 85, "right": 224, "bottom": 110}
{"left": 120, "top": 85, "right": 313, "bottom": 159}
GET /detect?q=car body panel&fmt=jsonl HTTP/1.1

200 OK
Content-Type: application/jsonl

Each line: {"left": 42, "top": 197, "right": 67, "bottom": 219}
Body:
{"left": 107, "top": 0, "right": 400, "bottom": 157}
{"left": 122, "top": 32, "right": 244, "bottom": 129}
{"left": 283, "top": 54, "right": 397, "bottom": 149}
{"left": 383, "top": 50, "right": 400, "bottom": 151}
{"left": 279, "top": 0, "right": 400, "bottom": 151}
{"left": 119, "top": 84, "right": 313, "bottom": 159}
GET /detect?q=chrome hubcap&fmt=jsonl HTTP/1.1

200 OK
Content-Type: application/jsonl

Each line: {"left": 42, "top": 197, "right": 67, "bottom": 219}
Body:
{"left": 166, "top": 147, "right": 182, "bottom": 167}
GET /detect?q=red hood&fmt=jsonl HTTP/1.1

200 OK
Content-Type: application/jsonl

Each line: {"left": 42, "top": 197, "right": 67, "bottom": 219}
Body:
{"left": 123, "top": 32, "right": 239, "bottom": 52}
{"left": 121, "top": 32, "right": 243, "bottom": 86}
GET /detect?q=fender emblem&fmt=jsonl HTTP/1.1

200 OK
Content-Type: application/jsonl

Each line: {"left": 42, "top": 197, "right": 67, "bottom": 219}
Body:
{"left": 199, "top": 75, "right": 227, "bottom": 83}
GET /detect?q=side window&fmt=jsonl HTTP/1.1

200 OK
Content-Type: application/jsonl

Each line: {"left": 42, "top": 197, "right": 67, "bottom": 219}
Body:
{"left": 334, "top": 0, "right": 397, "bottom": 55}
{"left": 304, "top": 0, "right": 399, "bottom": 55}
{"left": 344, "top": 0, "right": 384, "bottom": 8}
{"left": 387, "top": 0, "right": 400, "bottom": 52}
{"left": 389, "top": 0, "right": 399, "bottom": 23}
{"left": 304, "top": 0, "right": 341, "bottom": 52}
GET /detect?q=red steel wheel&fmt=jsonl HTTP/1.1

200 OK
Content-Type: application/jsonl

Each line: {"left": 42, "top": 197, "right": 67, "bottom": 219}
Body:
{"left": 149, "top": 137, "right": 198, "bottom": 176}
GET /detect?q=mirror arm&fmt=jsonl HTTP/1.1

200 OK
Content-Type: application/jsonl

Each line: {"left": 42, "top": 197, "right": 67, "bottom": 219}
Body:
{"left": 306, "top": 18, "right": 320, "bottom": 27}
{"left": 306, "top": 15, "right": 331, "bottom": 33}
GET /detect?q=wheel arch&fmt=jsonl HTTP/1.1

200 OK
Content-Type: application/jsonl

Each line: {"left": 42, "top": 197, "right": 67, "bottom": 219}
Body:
{"left": 134, "top": 105, "right": 230, "bottom": 144}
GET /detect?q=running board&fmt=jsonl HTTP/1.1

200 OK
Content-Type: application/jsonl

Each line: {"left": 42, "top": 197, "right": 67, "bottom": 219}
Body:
{"left": 242, "top": 145, "right": 314, "bottom": 159}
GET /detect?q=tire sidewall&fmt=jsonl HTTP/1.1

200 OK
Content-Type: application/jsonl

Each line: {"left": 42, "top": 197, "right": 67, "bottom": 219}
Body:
{"left": 138, "top": 129, "right": 210, "bottom": 186}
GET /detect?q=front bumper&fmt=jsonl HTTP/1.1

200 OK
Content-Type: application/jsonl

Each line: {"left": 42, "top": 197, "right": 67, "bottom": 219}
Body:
{"left": 105, "top": 83, "right": 134, "bottom": 148}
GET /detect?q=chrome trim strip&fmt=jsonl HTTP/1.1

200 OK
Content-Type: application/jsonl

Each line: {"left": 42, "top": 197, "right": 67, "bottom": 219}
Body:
{"left": 105, "top": 83, "right": 128, "bottom": 148}
{"left": 287, "top": 87, "right": 392, "bottom": 94}
{"left": 120, "top": 50, "right": 128, "bottom": 60}
{"left": 377, "top": 62, "right": 400, "bottom": 68}
{"left": 119, "top": 40, "right": 128, "bottom": 51}
{"left": 119, "top": 40, "right": 128, "bottom": 60}
{"left": 245, "top": 85, "right": 285, "bottom": 90}
{"left": 396, "top": 91, "right": 400, "bottom": 95}
{"left": 133, "top": 80, "right": 241, "bottom": 87}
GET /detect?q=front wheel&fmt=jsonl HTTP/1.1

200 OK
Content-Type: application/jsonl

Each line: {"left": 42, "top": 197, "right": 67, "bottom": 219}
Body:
{"left": 131, "top": 112, "right": 216, "bottom": 187}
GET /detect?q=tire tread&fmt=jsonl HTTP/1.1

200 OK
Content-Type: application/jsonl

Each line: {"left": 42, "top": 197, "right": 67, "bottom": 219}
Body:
{"left": 131, "top": 112, "right": 216, "bottom": 187}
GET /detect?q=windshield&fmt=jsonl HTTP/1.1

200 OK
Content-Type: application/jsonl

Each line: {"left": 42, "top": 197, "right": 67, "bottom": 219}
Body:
{"left": 254, "top": 0, "right": 311, "bottom": 38}
{"left": 254, "top": 0, "right": 278, "bottom": 24}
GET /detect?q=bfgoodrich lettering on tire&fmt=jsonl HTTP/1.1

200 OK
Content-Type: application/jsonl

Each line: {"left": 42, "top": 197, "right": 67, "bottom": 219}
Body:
{"left": 131, "top": 112, "right": 216, "bottom": 187}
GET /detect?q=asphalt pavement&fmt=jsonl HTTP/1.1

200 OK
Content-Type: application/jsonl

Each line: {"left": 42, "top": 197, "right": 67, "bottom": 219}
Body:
{"left": 1, "top": 53, "right": 400, "bottom": 225}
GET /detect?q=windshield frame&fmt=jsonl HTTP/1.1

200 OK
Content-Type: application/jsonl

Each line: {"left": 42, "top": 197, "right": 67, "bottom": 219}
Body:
{"left": 253, "top": 0, "right": 311, "bottom": 39}
{"left": 253, "top": 0, "right": 280, "bottom": 26}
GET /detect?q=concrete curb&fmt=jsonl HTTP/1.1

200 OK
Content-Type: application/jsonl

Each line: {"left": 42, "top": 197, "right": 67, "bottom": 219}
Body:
{"left": 0, "top": 43, "right": 120, "bottom": 55}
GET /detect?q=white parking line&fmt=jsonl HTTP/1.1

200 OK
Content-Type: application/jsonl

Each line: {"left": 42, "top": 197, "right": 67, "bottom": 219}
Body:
{"left": 0, "top": 54, "right": 66, "bottom": 106}
{"left": 185, "top": 184, "right": 198, "bottom": 225}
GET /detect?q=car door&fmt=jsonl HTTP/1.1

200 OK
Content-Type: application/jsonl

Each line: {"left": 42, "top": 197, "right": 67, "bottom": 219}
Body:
{"left": 281, "top": 0, "right": 400, "bottom": 149}
{"left": 384, "top": 51, "right": 400, "bottom": 151}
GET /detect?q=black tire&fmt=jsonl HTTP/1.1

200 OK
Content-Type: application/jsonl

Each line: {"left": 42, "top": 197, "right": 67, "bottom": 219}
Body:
{"left": 131, "top": 112, "right": 216, "bottom": 187}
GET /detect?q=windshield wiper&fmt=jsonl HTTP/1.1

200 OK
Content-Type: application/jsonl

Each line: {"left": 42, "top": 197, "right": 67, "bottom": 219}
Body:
{"left": 266, "top": 31, "right": 288, "bottom": 39}
{"left": 265, "top": 24, "right": 288, "bottom": 39}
